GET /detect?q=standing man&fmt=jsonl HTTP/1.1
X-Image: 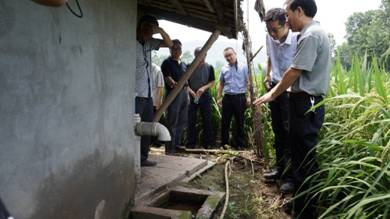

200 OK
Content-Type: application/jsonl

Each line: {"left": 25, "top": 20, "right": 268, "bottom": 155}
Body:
{"left": 187, "top": 47, "right": 215, "bottom": 149}
{"left": 263, "top": 8, "right": 298, "bottom": 194}
{"left": 161, "top": 40, "right": 188, "bottom": 155}
{"left": 217, "top": 47, "right": 249, "bottom": 150}
{"left": 254, "top": 0, "right": 330, "bottom": 217}
{"left": 136, "top": 15, "right": 173, "bottom": 166}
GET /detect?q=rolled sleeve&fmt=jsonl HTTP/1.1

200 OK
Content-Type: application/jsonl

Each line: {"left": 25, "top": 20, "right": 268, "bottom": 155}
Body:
{"left": 291, "top": 35, "right": 318, "bottom": 72}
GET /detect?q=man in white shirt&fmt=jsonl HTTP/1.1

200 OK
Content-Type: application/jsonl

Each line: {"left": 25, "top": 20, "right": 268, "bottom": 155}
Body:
{"left": 263, "top": 8, "right": 298, "bottom": 194}
{"left": 151, "top": 63, "right": 165, "bottom": 110}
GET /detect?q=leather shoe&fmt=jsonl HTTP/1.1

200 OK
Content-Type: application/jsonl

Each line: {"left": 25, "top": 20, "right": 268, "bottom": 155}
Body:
{"left": 280, "top": 181, "right": 295, "bottom": 194}
{"left": 263, "top": 169, "right": 281, "bottom": 182}
{"left": 141, "top": 160, "right": 157, "bottom": 167}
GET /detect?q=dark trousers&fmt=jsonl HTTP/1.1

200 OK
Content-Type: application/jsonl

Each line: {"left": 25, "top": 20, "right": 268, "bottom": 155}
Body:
{"left": 221, "top": 93, "right": 246, "bottom": 149}
{"left": 289, "top": 93, "right": 324, "bottom": 218}
{"left": 269, "top": 85, "right": 292, "bottom": 179}
{"left": 135, "top": 97, "right": 154, "bottom": 162}
{"left": 0, "top": 198, "right": 10, "bottom": 219}
{"left": 166, "top": 89, "right": 188, "bottom": 153}
{"left": 187, "top": 92, "right": 213, "bottom": 148}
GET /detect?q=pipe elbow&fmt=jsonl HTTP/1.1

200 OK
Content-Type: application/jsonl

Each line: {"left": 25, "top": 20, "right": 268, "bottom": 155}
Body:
{"left": 134, "top": 122, "right": 171, "bottom": 142}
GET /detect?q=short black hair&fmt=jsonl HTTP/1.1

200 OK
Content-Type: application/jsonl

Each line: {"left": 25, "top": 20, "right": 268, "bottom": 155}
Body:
{"left": 265, "top": 8, "right": 287, "bottom": 26}
{"left": 172, "top": 39, "right": 182, "bottom": 46}
{"left": 224, "top": 47, "right": 235, "bottom": 53}
{"left": 194, "top": 47, "right": 202, "bottom": 56}
{"left": 287, "top": 0, "right": 317, "bottom": 18}
{"left": 138, "top": 14, "right": 159, "bottom": 27}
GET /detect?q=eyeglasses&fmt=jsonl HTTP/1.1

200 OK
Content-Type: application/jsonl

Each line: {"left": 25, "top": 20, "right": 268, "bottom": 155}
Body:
{"left": 265, "top": 25, "right": 285, "bottom": 34}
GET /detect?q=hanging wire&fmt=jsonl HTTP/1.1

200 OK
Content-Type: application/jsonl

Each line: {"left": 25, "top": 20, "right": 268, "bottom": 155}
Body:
{"left": 66, "top": 0, "right": 83, "bottom": 18}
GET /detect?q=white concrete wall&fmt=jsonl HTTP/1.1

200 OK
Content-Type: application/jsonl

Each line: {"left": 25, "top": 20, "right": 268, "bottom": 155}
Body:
{"left": 0, "top": 0, "right": 138, "bottom": 218}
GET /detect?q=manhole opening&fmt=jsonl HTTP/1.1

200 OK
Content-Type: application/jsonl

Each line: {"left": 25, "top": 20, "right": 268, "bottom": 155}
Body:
{"left": 151, "top": 190, "right": 208, "bottom": 215}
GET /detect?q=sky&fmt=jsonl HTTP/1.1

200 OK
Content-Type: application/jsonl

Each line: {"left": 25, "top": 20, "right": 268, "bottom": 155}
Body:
{"left": 155, "top": 0, "right": 382, "bottom": 66}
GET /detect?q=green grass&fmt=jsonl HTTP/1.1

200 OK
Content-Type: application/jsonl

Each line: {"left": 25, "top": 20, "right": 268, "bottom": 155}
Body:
{"left": 298, "top": 55, "right": 390, "bottom": 218}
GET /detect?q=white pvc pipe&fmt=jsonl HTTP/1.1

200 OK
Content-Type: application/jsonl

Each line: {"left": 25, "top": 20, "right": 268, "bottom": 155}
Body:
{"left": 134, "top": 122, "right": 171, "bottom": 142}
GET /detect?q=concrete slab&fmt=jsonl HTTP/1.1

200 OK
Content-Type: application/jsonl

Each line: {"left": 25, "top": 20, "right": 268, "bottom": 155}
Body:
{"left": 135, "top": 155, "right": 209, "bottom": 203}
{"left": 132, "top": 186, "right": 225, "bottom": 219}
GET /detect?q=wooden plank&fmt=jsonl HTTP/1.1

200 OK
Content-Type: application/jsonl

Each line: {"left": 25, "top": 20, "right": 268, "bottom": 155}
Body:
{"left": 153, "top": 29, "right": 221, "bottom": 122}
{"left": 212, "top": 0, "right": 224, "bottom": 22}
{"left": 202, "top": 0, "right": 215, "bottom": 13}
{"left": 170, "top": 0, "right": 187, "bottom": 15}
{"left": 139, "top": 5, "right": 236, "bottom": 38}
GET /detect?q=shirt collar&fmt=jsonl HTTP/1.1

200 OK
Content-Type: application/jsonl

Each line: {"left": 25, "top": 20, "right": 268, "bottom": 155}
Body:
{"left": 228, "top": 61, "right": 238, "bottom": 70}
{"left": 169, "top": 56, "right": 181, "bottom": 64}
{"left": 269, "top": 30, "right": 294, "bottom": 46}
{"left": 284, "top": 30, "right": 293, "bottom": 45}
{"left": 300, "top": 21, "right": 318, "bottom": 37}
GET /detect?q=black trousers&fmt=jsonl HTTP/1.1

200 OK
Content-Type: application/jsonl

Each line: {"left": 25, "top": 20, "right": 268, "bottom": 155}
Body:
{"left": 166, "top": 89, "right": 188, "bottom": 153}
{"left": 221, "top": 93, "right": 246, "bottom": 149}
{"left": 289, "top": 93, "right": 324, "bottom": 218}
{"left": 135, "top": 97, "right": 154, "bottom": 162}
{"left": 187, "top": 92, "right": 213, "bottom": 148}
{"left": 0, "top": 198, "right": 10, "bottom": 219}
{"left": 269, "top": 88, "right": 292, "bottom": 179}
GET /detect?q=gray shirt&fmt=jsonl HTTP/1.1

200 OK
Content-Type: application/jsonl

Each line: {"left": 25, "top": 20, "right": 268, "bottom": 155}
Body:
{"left": 291, "top": 21, "right": 331, "bottom": 96}
{"left": 135, "top": 38, "right": 162, "bottom": 98}
{"left": 266, "top": 30, "right": 298, "bottom": 83}
{"left": 188, "top": 63, "right": 215, "bottom": 92}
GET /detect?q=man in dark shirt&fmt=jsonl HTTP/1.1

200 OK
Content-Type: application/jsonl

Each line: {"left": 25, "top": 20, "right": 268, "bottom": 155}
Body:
{"left": 161, "top": 39, "right": 188, "bottom": 154}
{"left": 187, "top": 47, "right": 215, "bottom": 149}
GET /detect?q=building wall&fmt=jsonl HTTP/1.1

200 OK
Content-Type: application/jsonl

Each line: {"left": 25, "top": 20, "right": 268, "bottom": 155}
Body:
{"left": 0, "top": 0, "right": 138, "bottom": 218}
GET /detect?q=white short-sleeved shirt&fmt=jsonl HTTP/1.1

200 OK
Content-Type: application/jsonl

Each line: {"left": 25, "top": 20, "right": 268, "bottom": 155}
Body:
{"left": 266, "top": 30, "right": 298, "bottom": 83}
{"left": 151, "top": 63, "right": 165, "bottom": 106}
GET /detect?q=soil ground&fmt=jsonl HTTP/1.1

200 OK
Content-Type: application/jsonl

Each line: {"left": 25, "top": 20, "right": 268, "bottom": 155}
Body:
{"left": 151, "top": 147, "right": 292, "bottom": 219}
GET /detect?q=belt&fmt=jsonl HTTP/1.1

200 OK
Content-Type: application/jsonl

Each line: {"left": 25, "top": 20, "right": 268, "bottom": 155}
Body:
{"left": 136, "top": 96, "right": 152, "bottom": 100}
{"left": 225, "top": 93, "right": 245, "bottom": 97}
{"left": 289, "top": 92, "right": 321, "bottom": 98}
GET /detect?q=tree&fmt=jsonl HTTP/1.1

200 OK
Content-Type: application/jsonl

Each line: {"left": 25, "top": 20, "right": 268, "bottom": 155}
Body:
{"left": 152, "top": 51, "right": 168, "bottom": 66}
{"left": 181, "top": 50, "right": 194, "bottom": 64}
{"left": 337, "top": 1, "right": 390, "bottom": 70}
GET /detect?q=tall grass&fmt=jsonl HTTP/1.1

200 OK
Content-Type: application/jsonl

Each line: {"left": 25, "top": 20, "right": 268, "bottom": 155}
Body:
{"left": 298, "top": 55, "right": 390, "bottom": 218}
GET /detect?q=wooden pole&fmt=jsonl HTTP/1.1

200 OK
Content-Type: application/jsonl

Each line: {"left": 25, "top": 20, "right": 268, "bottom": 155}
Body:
{"left": 243, "top": 31, "right": 264, "bottom": 159}
{"left": 153, "top": 29, "right": 221, "bottom": 122}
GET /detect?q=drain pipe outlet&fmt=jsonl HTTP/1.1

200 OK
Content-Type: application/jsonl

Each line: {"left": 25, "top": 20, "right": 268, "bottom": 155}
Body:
{"left": 134, "top": 122, "right": 171, "bottom": 142}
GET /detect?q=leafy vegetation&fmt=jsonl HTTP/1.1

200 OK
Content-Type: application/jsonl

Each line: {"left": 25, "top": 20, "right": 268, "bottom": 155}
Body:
{"left": 297, "top": 56, "right": 390, "bottom": 218}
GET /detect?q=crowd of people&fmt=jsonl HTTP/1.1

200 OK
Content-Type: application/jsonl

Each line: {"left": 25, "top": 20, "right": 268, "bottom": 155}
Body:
{"left": 136, "top": 0, "right": 330, "bottom": 218}
{"left": 136, "top": 15, "right": 251, "bottom": 166}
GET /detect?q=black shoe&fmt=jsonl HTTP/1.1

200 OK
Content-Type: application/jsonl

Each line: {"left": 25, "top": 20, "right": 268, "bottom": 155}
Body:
{"left": 282, "top": 200, "right": 293, "bottom": 215}
{"left": 263, "top": 169, "right": 281, "bottom": 182}
{"left": 141, "top": 160, "right": 157, "bottom": 167}
{"left": 280, "top": 181, "right": 295, "bottom": 194}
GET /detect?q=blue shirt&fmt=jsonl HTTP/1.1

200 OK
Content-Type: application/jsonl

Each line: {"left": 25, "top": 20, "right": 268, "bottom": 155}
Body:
{"left": 219, "top": 62, "right": 248, "bottom": 94}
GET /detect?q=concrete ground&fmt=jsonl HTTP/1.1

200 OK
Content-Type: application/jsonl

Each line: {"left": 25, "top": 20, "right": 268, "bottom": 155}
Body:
{"left": 135, "top": 154, "right": 210, "bottom": 204}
